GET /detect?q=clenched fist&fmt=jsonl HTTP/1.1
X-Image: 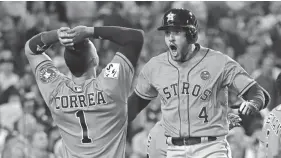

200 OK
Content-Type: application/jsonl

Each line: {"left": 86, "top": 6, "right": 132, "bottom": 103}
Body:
{"left": 238, "top": 100, "right": 260, "bottom": 116}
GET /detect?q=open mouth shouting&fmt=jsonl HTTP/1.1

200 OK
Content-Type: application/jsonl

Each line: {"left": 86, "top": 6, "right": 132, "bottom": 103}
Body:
{"left": 169, "top": 43, "right": 178, "bottom": 57}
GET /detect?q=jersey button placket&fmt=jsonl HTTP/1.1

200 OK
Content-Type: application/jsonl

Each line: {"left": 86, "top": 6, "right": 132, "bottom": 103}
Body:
{"left": 180, "top": 68, "right": 189, "bottom": 136}
{"left": 185, "top": 69, "right": 190, "bottom": 137}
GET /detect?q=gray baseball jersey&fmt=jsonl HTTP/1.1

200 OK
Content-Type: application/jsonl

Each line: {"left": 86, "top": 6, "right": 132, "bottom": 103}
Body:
{"left": 31, "top": 52, "right": 133, "bottom": 158}
{"left": 135, "top": 45, "right": 255, "bottom": 137}
{"left": 261, "top": 105, "right": 281, "bottom": 158}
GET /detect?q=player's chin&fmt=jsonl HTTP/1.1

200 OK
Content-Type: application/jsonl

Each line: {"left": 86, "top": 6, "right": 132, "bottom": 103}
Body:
{"left": 170, "top": 53, "right": 181, "bottom": 61}
{"left": 169, "top": 51, "right": 178, "bottom": 59}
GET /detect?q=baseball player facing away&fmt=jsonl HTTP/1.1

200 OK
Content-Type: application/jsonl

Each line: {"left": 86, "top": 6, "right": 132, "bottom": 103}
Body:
{"left": 25, "top": 26, "right": 144, "bottom": 158}
{"left": 128, "top": 8, "right": 270, "bottom": 158}
{"left": 259, "top": 73, "right": 281, "bottom": 158}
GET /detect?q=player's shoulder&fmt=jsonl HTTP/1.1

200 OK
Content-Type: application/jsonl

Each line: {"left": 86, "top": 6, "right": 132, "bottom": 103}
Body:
{"left": 200, "top": 45, "right": 227, "bottom": 60}
{"left": 202, "top": 46, "right": 224, "bottom": 57}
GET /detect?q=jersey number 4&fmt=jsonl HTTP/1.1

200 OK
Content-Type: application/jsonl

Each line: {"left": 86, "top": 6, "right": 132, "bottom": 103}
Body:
{"left": 76, "top": 110, "right": 92, "bottom": 143}
{"left": 198, "top": 107, "right": 209, "bottom": 123}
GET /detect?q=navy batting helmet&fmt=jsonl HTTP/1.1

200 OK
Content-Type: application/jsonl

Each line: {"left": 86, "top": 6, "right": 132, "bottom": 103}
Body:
{"left": 64, "top": 39, "right": 99, "bottom": 77}
{"left": 158, "top": 8, "right": 199, "bottom": 44}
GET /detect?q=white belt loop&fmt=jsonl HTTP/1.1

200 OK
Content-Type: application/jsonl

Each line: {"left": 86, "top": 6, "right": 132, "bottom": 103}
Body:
{"left": 201, "top": 137, "right": 208, "bottom": 143}
{"left": 166, "top": 137, "right": 173, "bottom": 145}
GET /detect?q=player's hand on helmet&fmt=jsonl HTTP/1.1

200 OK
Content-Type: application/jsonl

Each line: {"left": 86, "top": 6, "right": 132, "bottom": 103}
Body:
{"left": 228, "top": 113, "right": 242, "bottom": 130}
{"left": 238, "top": 100, "right": 260, "bottom": 116}
{"left": 68, "top": 26, "right": 92, "bottom": 44}
{"left": 57, "top": 27, "right": 75, "bottom": 48}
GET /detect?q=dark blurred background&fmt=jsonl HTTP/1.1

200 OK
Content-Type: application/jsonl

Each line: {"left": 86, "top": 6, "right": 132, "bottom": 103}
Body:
{"left": 0, "top": 1, "right": 280, "bottom": 158}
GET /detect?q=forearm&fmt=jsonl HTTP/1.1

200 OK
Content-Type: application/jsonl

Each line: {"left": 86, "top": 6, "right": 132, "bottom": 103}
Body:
{"left": 128, "top": 92, "right": 151, "bottom": 122}
{"left": 87, "top": 26, "right": 144, "bottom": 46}
{"left": 242, "top": 83, "right": 265, "bottom": 110}
{"left": 26, "top": 30, "right": 58, "bottom": 55}
{"left": 128, "top": 95, "right": 142, "bottom": 122}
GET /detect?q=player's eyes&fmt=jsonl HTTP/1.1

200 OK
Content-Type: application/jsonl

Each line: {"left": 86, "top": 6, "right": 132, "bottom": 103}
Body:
{"left": 165, "top": 31, "right": 171, "bottom": 35}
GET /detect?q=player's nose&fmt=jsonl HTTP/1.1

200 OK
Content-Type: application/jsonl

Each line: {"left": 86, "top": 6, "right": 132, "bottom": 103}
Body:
{"left": 169, "top": 33, "right": 175, "bottom": 42}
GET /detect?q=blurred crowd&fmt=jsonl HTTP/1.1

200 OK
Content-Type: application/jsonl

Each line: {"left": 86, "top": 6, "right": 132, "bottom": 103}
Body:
{"left": 0, "top": 1, "right": 280, "bottom": 158}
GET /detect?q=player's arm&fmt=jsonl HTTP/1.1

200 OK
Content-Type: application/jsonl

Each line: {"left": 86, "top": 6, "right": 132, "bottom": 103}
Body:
{"left": 89, "top": 26, "right": 144, "bottom": 67}
{"left": 70, "top": 26, "right": 144, "bottom": 67}
{"left": 222, "top": 55, "right": 270, "bottom": 115}
{"left": 128, "top": 92, "right": 151, "bottom": 122}
{"left": 240, "top": 83, "right": 268, "bottom": 111}
{"left": 89, "top": 26, "right": 144, "bottom": 101}
{"left": 24, "top": 29, "right": 68, "bottom": 105}
{"left": 25, "top": 30, "right": 59, "bottom": 73}
{"left": 128, "top": 61, "right": 158, "bottom": 122}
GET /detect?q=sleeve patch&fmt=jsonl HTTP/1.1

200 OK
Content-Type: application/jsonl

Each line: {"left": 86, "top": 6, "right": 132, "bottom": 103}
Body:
{"left": 38, "top": 64, "right": 59, "bottom": 84}
{"left": 104, "top": 63, "right": 120, "bottom": 79}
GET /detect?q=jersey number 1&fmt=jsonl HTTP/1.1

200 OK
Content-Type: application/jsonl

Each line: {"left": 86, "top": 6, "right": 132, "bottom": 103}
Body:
{"left": 76, "top": 110, "right": 92, "bottom": 143}
{"left": 198, "top": 107, "right": 209, "bottom": 123}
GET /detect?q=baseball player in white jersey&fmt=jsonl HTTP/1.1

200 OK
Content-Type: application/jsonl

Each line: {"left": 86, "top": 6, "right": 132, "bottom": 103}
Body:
{"left": 25, "top": 25, "right": 144, "bottom": 157}
{"left": 128, "top": 8, "right": 270, "bottom": 158}
{"left": 259, "top": 73, "right": 281, "bottom": 158}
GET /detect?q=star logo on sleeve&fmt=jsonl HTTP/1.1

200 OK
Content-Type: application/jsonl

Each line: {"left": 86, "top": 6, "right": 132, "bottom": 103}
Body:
{"left": 39, "top": 66, "right": 58, "bottom": 83}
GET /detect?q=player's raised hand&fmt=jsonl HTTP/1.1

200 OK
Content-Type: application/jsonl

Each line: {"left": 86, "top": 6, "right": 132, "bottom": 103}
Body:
{"left": 69, "top": 26, "right": 93, "bottom": 43}
{"left": 57, "top": 27, "right": 75, "bottom": 47}
{"left": 238, "top": 100, "right": 260, "bottom": 116}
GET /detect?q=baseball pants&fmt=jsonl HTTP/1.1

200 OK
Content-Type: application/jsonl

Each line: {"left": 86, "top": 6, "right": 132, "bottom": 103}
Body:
{"left": 166, "top": 136, "right": 232, "bottom": 158}
{"left": 147, "top": 122, "right": 167, "bottom": 158}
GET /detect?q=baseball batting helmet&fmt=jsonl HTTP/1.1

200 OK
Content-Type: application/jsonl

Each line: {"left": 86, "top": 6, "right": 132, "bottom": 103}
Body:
{"left": 64, "top": 39, "right": 99, "bottom": 77}
{"left": 158, "top": 8, "right": 199, "bottom": 44}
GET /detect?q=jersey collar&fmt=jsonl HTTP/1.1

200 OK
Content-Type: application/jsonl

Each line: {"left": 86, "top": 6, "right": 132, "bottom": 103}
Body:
{"left": 167, "top": 43, "right": 208, "bottom": 68}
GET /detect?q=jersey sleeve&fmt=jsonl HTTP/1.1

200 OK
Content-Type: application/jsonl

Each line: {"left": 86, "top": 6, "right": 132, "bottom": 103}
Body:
{"left": 222, "top": 55, "right": 256, "bottom": 97}
{"left": 25, "top": 40, "right": 66, "bottom": 108}
{"left": 34, "top": 60, "right": 65, "bottom": 107}
{"left": 134, "top": 61, "right": 158, "bottom": 100}
{"left": 97, "top": 52, "right": 134, "bottom": 102}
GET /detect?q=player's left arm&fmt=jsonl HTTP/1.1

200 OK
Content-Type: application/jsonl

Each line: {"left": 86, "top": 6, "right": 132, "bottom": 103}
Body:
{"left": 222, "top": 55, "right": 270, "bottom": 115}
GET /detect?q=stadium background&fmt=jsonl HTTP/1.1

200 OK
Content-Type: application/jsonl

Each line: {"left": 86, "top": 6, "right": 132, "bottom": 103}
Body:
{"left": 0, "top": 1, "right": 280, "bottom": 158}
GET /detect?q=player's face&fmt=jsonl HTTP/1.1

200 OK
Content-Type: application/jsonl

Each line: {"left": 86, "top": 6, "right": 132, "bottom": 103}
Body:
{"left": 164, "top": 28, "right": 188, "bottom": 61}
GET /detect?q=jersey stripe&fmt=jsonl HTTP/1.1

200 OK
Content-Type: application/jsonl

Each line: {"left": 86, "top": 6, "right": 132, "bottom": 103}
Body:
{"left": 237, "top": 80, "right": 256, "bottom": 97}
{"left": 186, "top": 48, "right": 209, "bottom": 136}
{"left": 34, "top": 59, "right": 51, "bottom": 73}
{"left": 116, "top": 52, "right": 134, "bottom": 74}
{"left": 223, "top": 139, "right": 230, "bottom": 158}
{"left": 134, "top": 88, "right": 157, "bottom": 100}
{"left": 167, "top": 53, "right": 182, "bottom": 136}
